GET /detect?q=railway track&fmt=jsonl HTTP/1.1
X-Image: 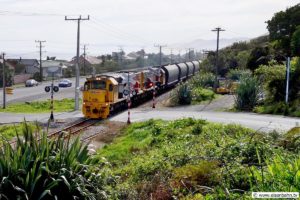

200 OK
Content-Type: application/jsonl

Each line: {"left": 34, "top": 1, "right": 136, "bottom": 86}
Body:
{"left": 48, "top": 119, "right": 100, "bottom": 139}
{"left": 9, "top": 118, "right": 101, "bottom": 146}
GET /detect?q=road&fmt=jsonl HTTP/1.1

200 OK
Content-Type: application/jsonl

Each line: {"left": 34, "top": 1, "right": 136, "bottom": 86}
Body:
{"left": 110, "top": 107, "right": 300, "bottom": 132}
{"left": 0, "top": 77, "right": 86, "bottom": 104}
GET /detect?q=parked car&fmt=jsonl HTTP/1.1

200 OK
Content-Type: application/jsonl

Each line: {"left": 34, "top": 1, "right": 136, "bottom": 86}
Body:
{"left": 25, "top": 79, "right": 39, "bottom": 87}
{"left": 58, "top": 79, "right": 72, "bottom": 87}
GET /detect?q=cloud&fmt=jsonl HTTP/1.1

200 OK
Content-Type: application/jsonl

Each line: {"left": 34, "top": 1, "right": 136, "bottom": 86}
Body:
{"left": 0, "top": 0, "right": 298, "bottom": 59}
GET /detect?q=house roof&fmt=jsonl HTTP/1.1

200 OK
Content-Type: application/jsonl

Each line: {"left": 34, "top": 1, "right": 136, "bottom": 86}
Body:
{"left": 85, "top": 56, "right": 102, "bottom": 65}
{"left": 7, "top": 59, "right": 39, "bottom": 66}
{"left": 126, "top": 52, "right": 139, "bottom": 60}
{"left": 0, "top": 59, "right": 20, "bottom": 69}
{"left": 71, "top": 55, "right": 102, "bottom": 65}
{"left": 41, "top": 60, "right": 63, "bottom": 68}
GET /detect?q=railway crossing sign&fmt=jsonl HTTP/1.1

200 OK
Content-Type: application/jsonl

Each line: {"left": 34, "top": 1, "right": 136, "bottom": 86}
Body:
{"left": 45, "top": 86, "right": 59, "bottom": 93}
{"left": 123, "top": 89, "right": 130, "bottom": 96}
{"left": 45, "top": 86, "right": 50, "bottom": 92}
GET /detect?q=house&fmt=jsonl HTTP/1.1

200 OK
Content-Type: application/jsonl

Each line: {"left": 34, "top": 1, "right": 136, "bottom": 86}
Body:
{"left": 1, "top": 59, "right": 31, "bottom": 84}
{"left": 70, "top": 55, "right": 102, "bottom": 75}
{"left": 71, "top": 55, "right": 102, "bottom": 67}
{"left": 7, "top": 59, "right": 39, "bottom": 75}
{"left": 42, "top": 60, "right": 65, "bottom": 77}
{"left": 0, "top": 59, "right": 15, "bottom": 71}
{"left": 125, "top": 52, "right": 139, "bottom": 60}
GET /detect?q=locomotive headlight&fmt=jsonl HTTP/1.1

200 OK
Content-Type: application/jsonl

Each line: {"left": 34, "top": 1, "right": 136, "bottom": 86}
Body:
{"left": 106, "top": 103, "right": 109, "bottom": 106}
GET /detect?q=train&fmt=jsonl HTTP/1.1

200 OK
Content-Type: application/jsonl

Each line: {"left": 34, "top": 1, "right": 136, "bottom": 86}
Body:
{"left": 82, "top": 61, "right": 201, "bottom": 119}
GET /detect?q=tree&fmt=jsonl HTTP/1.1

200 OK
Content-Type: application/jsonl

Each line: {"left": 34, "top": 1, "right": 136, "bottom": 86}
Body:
{"left": 247, "top": 46, "right": 271, "bottom": 72}
{"left": 0, "top": 64, "right": 14, "bottom": 87}
{"left": 291, "top": 26, "right": 300, "bottom": 56}
{"left": 267, "top": 4, "right": 300, "bottom": 56}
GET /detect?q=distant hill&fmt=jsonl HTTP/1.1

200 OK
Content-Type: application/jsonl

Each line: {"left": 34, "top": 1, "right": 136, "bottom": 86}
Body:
{"left": 171, "top": 37, "right": 250, "bottom": 50}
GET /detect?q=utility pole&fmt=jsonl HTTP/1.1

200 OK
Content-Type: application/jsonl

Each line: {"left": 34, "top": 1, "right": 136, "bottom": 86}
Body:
{"left": 35, "top": 40, "right": 46, "bottom": 82}
{"left": 212, "top": 27, "right": 225, "bottom": 90}
{"left": 82, "top": 44, "right": 88, "bottom": 76}
{"left": 2, "top": 53, "right": 6, "bottom": 109}
{"left": 65, "top": 15, "right": 90, "bottom": 111}
{"left": 154, "top": 44, "right": 167, "bottom": 67}
{"left": 118, "top": 46, "right": 124, "bottom": 68}
{"left": 187, "top": 48, "right": 194, "bottom": 61}
{"left": 178, "top": 49, "right": 181, "bottom": 63}
{"left": 170, "top": 49, "right": 173, "bottom": 64}
{"left": 285, "top": 57, "right": 291, "bottom": 104}
{"left": 153, "top": 44, "right": 166, "bottom": 108}
{"left": 142, "top": 49, "right": 145, "bottom": 67}
{"left": 185, "top": 49, "right": 188, "bottom": 62}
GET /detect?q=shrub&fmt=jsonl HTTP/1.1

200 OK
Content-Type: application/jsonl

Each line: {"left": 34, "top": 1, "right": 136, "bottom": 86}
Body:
{"left": 235, "top": 75, "right": 260, "bottom": 110}
{"left": 254, "top": 63, "right": 286, "bottom": 102}
{"left": 171, "top": 84, "right": 192, "bottom": 105}
{"left": 172, "top": 161, "right": 221, "bottom": 189}
{"left": 33, "top": 72, "right": 42, "bottom": 82}
{"left": 192, "top": 88, "right": 215, "bottom": 103}
{"left": 226, "top": 69, "right": 251, "bottom": 81}
{"left": 250, "top": 155, "right": 300, "bottom": 192}
{"left": 279, "top": 127, "right": 300, "bottom": 152}
{"left": 0, "top": 121, "right": 107, "bottom": 199}
{"left": 191, "top": 72, "right": 215, "bottom": 88}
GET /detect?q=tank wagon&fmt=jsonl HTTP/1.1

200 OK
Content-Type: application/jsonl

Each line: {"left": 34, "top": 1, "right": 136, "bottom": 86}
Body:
{"left": 82, "top": 60, "right": 201, "bottom": 119}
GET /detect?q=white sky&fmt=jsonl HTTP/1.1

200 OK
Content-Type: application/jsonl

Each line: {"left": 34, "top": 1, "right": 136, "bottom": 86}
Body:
{"left": 0, "top": 0, "right": 298, "bottom": 60}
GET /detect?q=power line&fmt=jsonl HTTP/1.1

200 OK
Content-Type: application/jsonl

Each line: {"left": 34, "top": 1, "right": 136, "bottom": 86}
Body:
{"left": 0, "top": 10, "right": 64, "bottom": 16}
{"left": 212, "top": 27, "right": 225, "bottom": 90}
{"left": 65, "top": 15, "right": 90, "bottom": 111}
{"left": 91, "top": 18, "right": 152, "bottom": 45}
{"left": 87, "top": 20, "right": 149, "bottom": 46}
{"left": 35, "top": 40, "right": 46, "bottom": 82}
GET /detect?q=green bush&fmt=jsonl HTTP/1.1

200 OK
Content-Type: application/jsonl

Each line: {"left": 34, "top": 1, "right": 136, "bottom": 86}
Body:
{"left": 0, "top": 122, "right": 108, "bottom": 199}
{"left": 255, "top": 63, "right": 286, "bottom": 102}
{"left": 226, "top": 69, "right": 251, "bottom": 81}
{"left": 250, "top": 155, "right": 300, "bottom": 192}
{"left": 235, "top": 75, "right": 260, "bottom": 110}
{"left": 172, "top": 161, "right": 221, "bottom": 189}
{"left": 178, "top": 84, "right": 192, "bottom": 105}
{"left": 170, "top": 84, "right": 192, "bottom": 105}
{"left": 97, "top": 118, "right": 291, "bottom": 199}
{"left": 33, "top": 72, "right": 42, "bottom": 82}
{"left": 191, "top": 72, "right": 215, "bottom": 88}
{"left": 192, "top": 87, "right": 215, "bottom": 103}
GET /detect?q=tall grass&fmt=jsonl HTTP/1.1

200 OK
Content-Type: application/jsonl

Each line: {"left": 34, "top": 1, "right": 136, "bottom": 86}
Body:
{"left": 235, "top": 75, "right": 260, "bottom": 111}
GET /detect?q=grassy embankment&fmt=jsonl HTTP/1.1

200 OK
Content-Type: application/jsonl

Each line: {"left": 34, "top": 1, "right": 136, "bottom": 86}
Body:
{"left": 97, "top": 118, "right": 300, "bottom": 199}
{"left": 0, "top": 122, "right": 40, "bottom": 140}
{"left": 0, "top": 98, "right": 79, "bottom": 113}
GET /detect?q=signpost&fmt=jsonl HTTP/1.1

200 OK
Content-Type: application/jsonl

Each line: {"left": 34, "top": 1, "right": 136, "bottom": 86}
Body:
{"left": 45, "top": 68, "right": 59, "bottom": 122}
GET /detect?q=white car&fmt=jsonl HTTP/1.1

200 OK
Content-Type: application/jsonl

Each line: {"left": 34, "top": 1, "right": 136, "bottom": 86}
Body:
{"left": 25, "top": 79, "right": 39, "bottom": 87}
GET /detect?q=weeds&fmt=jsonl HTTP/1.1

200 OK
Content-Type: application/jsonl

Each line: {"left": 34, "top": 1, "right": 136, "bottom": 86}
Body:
{"left": 96, "top": 118, "right": 297, "bottom": 199}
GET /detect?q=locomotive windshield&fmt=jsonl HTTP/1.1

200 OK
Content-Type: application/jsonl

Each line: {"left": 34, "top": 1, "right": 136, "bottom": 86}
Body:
{"left": 90, "top": 80, "right": 106, "bottom": 90}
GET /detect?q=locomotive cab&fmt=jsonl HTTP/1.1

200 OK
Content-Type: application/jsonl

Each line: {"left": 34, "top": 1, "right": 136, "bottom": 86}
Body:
{"left": 82, "top": 76, "right": 118, "bottom": 119}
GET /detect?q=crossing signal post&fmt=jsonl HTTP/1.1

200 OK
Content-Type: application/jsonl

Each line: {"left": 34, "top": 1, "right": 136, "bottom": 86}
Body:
{"left": 45, "top": 72, "right": 59, "bottom": 122}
